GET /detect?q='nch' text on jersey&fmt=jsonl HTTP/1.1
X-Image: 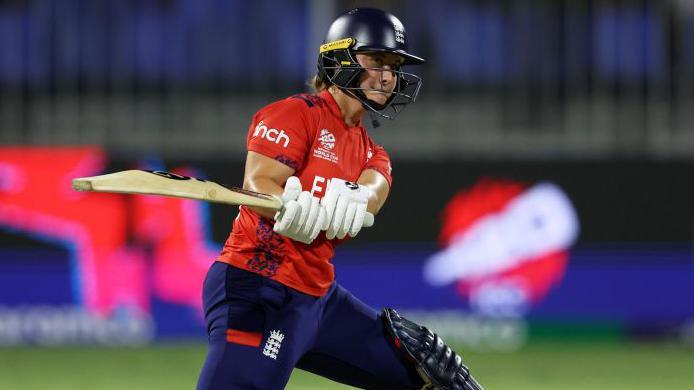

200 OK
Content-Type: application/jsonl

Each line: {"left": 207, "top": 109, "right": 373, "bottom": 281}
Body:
{"left": 253, "top": 121, "right": 290, "bottom": 148}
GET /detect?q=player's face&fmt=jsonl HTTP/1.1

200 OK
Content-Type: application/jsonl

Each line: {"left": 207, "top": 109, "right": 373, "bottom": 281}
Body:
{"left": 355, "top": 52, "right": 404, "bottom": 105}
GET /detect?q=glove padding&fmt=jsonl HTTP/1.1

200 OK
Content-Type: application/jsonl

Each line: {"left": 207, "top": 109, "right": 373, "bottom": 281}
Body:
{"left": 321, "top": 178, "right": 373, "bottom": 240}
{"left": 273, "top": 176, "right": 326, "bottom": 244}
{"left": 382, "top": 308, "right": 484, "bottom": 390}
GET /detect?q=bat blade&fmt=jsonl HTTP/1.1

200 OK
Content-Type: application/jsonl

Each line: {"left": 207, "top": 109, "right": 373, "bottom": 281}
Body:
{"left": 72, "top": 169, "right": 282, "bottom": 210}
{"left": 71, "top": 169, "right": 375, "bottom": 227}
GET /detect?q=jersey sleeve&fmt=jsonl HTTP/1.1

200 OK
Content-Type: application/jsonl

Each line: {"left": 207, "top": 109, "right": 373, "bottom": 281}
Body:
{"left": 364, "top": 142, "right": 393, "bottom": 188}
{"left": 247, "top": 98, "right": 312, "bottom": 171}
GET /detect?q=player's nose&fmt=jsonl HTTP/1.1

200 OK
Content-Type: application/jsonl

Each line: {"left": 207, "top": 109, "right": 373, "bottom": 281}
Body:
{"left": 379, "top": 67, "right": 395, "bottom": 86}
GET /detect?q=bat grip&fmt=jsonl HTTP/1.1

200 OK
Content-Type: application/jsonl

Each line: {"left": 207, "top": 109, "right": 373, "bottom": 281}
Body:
{"left": 363, "top": 212, "right": 375, "bottom": 228}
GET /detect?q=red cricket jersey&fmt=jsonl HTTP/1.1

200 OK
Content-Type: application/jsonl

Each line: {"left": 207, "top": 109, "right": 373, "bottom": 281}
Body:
{"left": 217, "top": 90, "right": 392, "bottom": 296}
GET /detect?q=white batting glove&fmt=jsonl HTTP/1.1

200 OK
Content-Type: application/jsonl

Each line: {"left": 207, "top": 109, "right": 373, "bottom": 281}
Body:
{"left": 321, "top": 178, "right": 374, "bottom": 240}
{"left": 273, "top": 176, "right": 326, "bottom": 244}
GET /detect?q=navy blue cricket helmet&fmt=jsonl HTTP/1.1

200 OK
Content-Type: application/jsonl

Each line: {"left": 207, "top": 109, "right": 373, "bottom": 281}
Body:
{"left": 317, "top": 8, "right": 424, "bottom": 120}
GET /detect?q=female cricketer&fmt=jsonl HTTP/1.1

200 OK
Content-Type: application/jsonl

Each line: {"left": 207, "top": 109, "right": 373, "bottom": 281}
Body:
{"left": 197, "top": 8, "right": 482, "bottom": 390}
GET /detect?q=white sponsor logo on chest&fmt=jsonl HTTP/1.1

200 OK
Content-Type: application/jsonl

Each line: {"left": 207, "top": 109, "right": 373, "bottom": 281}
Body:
{"left": 253, "top": 120, "right": 290, "bottom": 148}
{"left": 313, "top": 129, "right": 338, "bottom": 163}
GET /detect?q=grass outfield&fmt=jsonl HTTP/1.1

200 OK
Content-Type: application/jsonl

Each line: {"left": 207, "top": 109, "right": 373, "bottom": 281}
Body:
{"left": 0, "top": 341, "right": 692, "bottom": 389}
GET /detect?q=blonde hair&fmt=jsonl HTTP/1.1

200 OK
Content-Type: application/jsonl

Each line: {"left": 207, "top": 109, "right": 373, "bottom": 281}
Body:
{"left": 308, "top": 74, "right": 330, "bottom": 93}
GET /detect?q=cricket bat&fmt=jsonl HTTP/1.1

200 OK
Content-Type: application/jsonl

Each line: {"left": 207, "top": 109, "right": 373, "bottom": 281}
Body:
{"left": 72, "top": 169, "right": 374, "bottom": 227}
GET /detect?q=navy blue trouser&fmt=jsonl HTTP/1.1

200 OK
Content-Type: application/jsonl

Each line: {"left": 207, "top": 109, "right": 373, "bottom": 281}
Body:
{"left": 196, "top": 261, "right": 422, "bottom": 389}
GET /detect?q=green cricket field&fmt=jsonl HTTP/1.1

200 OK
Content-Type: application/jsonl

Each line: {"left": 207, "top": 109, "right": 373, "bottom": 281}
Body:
{"left": 0, "top": 340, "right": 692, "bottom": 389}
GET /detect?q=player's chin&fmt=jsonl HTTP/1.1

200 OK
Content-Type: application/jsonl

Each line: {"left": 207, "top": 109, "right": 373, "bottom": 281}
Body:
{"left": 365, "top": 91, "right": 391, "bottom": 105}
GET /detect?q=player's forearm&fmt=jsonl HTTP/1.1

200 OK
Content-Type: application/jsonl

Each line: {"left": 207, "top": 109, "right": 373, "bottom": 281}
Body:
{"left": 243, "top": 176, "right": 284, "bottom": 219}
{"left": 243, "top": 151, "right": 295, "bottom": 220}
{"left": 361, "top": 185, "right": 386, "bottom": 215}
{"left": 365, "top": 188, "right": 387, "bottom": 214}
{"left": 357, "top": 169, "right": 390, "bottom": 214}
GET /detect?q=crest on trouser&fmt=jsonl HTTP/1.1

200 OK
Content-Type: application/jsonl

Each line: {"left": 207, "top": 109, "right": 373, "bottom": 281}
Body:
{"left": 262, "top": 330, "right": 285, "bottom": 360}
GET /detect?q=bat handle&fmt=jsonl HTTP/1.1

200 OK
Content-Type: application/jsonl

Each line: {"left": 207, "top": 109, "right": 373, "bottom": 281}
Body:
{"left": 363, "top": 212, "right": 375, "bottom": 228}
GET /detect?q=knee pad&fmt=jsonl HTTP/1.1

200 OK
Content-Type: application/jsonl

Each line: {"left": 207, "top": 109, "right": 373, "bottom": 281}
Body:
{"left": 382, "top": 308, "right": 484, "bottom": 390}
